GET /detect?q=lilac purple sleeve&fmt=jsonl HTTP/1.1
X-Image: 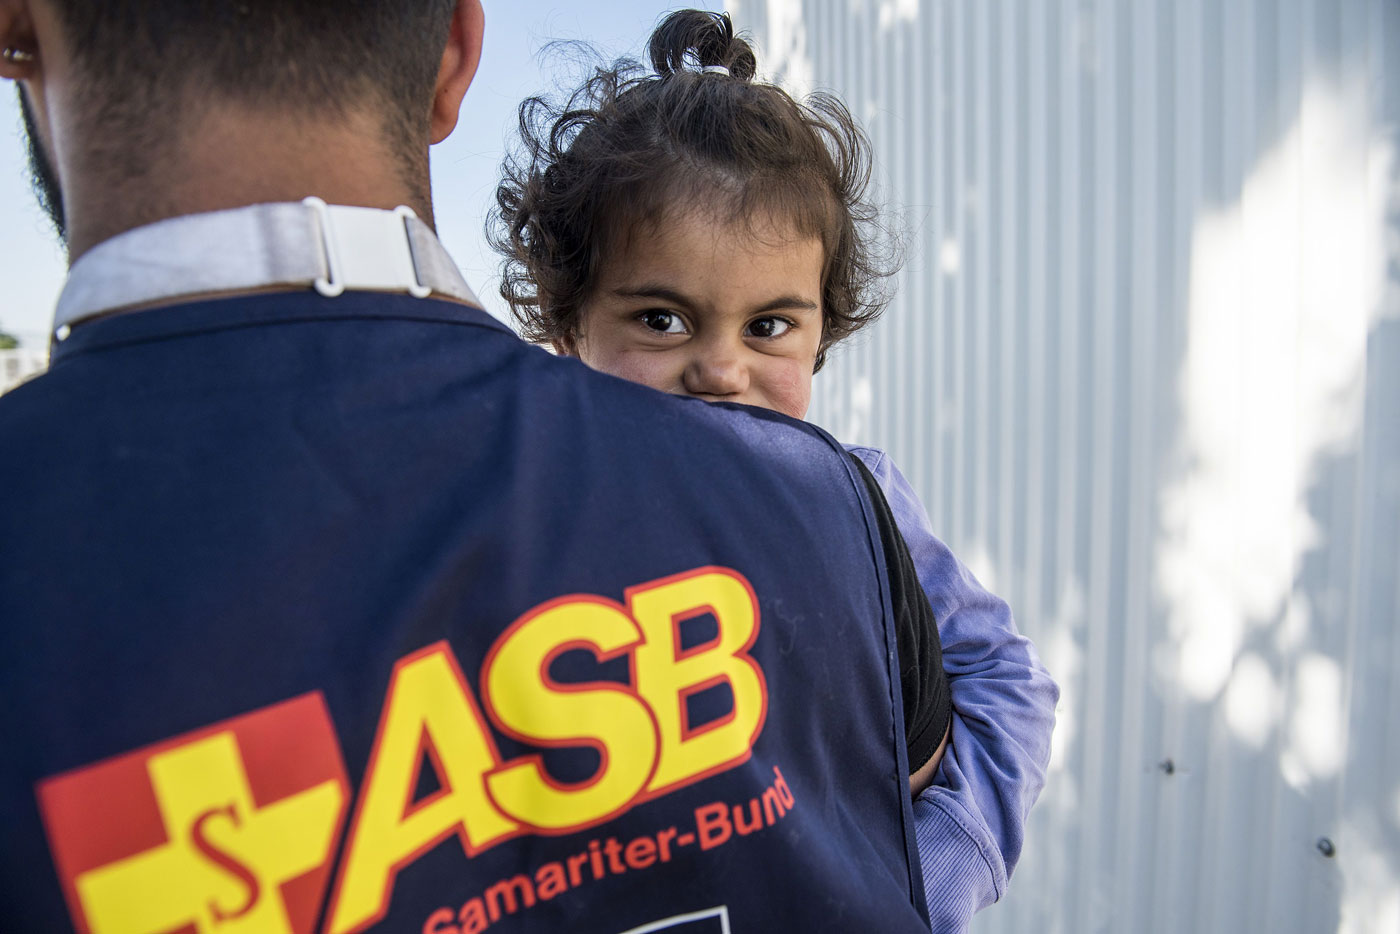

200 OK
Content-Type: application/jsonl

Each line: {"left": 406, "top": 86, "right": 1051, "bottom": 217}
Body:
{"left": 845, "top": 445, "right": 1059, "bottom": 930}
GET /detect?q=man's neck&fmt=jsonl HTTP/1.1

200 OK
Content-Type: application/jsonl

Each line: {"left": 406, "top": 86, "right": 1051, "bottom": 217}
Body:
{"left": 60, "top": 106, "right": 432, "bottom": 263}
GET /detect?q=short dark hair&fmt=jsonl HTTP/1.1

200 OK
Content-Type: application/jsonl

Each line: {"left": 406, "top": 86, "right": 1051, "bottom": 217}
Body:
{"left": 46, "top": 1, "right": 456, "bottom": 186}
{"left": 491, "top": 10, "right": 896, "bottom": 371}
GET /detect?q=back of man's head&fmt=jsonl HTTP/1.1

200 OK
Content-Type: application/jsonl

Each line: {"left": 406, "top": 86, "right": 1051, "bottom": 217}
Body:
{"left": 7, "top": 1, "right": 474, "bottom": 254}
{"left": 51, "top": 1, "right": 456, "bottom": 127}
{"left": 52, "top": 1, "right": 455, "bottom": 168}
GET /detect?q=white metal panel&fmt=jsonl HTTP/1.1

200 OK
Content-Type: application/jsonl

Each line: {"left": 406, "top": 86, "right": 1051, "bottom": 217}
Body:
{"left": 729, "top": 1, "right": 1400, "bottom": 931}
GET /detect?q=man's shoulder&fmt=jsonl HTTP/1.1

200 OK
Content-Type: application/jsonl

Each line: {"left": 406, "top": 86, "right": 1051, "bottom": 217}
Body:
{"left": 544, "top": 355, "right": 855, "bottom": 467}
{"left": 1, "top": 302, "right": 861, "bottom": 494}
{"left": 0, "top": 362, "right": 69, "bottom": 442}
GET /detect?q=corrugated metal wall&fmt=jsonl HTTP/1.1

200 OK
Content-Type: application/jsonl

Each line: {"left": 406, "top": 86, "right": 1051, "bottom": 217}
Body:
{"left": 729, "top": 1, "right": 1400, "bottom": 931}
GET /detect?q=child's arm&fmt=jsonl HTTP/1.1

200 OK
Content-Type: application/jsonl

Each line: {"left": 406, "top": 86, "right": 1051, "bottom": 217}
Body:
{"left": 908, "top": 729, "right": 948, "bottom": 795}
{"left": 847, "top": 446, "right": 1059, "bottom": 928}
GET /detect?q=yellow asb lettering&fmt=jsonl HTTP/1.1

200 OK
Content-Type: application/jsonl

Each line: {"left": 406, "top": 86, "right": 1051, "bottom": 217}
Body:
{"left": 483, "top": 598, "right": 660, "bottom": 831}
{"left": 328, "top": 644, "right": 519, "bottom": 934}
{"left": 628, "top": 568, "right": 768, "bottom": 794}
{"left": 325, "top": 567, "right": 768, "bottom": 930}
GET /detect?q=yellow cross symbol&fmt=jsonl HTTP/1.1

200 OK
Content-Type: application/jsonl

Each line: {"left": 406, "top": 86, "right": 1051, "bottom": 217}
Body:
{"left": 72, "top": 731, "right": 345, "bottom": 934}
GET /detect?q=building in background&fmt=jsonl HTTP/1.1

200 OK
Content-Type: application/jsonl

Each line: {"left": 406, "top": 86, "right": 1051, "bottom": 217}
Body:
{"left": 729, "top": 1, "right": 1399, "bottom": 931}
{"left": 0, "top": 347, "right": 46, "bottom": 396}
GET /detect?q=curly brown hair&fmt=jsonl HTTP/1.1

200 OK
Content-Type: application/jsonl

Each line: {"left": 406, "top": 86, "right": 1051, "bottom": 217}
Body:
{"left": 489, "top": 9, "right": 896, "bottom": 371}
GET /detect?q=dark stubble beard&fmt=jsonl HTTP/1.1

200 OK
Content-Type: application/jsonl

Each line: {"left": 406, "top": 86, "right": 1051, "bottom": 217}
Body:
{"left": 16, "top": 85, "right": 66, "bottom": 243}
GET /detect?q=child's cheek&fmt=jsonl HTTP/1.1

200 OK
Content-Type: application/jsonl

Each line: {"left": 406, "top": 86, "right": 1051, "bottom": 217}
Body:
{"left": 605, "top": 349, "right": 683, "bottom": 397}
{"left": 765, "top": 360, "right": 814, "bottom": 420}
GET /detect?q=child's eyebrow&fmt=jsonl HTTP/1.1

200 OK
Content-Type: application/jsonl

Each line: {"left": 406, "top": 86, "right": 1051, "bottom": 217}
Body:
{"left": 612, "top": 285, "right": 818, "bottom": 316}
{"left": 612, "top": 285, "right": 695, "bottom": 309}
{"left": 750, "top": 296, "right": 820, "bottom": 315}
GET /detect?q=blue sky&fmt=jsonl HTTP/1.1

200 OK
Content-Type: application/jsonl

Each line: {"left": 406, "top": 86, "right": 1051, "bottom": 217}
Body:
{"left": 0, "top": 2, "right": 721, "bottom": 348}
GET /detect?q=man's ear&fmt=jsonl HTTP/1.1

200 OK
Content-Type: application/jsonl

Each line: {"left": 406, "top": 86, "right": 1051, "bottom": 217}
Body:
{"left": 0, "top": 0, "right": 40, "bottom": 82}
{"left": 429, "top": 0, "right": 484, "bottom": 145}
{"left": 552, "top": 333, "right": 580, "bottom": 358}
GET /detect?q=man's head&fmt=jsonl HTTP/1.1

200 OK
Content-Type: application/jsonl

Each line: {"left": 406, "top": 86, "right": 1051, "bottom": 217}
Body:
{"left": 1, "top": 0, "right": 484, "bottom": 255}
{"left": 15, "top": 79, "right": 61, "bottom": 237}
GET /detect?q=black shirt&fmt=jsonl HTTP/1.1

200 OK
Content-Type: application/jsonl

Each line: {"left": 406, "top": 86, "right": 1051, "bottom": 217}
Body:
{"left": 852, "top": 454, "right": 953, "bottom": 772}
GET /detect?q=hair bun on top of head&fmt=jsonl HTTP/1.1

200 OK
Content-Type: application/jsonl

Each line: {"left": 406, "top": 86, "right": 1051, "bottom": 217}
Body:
{"left": 648, "top": 9, "right": 758, "bottom": 82}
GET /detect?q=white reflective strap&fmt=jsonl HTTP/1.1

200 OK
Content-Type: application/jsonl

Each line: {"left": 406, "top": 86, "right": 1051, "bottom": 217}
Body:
{"left": 393, "top": 207, "right": 435, "bottom": 299}
{"left": 54, "top": 201, "right": 479, "bottom": 337}
{"left": 304, "top": 198, "right": 433, "bottom": 299}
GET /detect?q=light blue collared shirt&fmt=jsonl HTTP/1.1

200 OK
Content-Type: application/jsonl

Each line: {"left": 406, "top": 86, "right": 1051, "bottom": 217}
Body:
{"left": 51, "top": 200, "right": 479, "bottom": 341}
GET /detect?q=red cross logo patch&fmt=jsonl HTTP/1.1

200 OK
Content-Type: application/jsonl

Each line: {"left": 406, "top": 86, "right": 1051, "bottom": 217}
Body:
{"left": 37, "top": 692, "right": 350, "bottom": 934}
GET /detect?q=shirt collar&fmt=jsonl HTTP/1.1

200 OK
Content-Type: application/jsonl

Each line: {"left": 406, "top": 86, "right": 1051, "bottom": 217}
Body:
{"left": 53, "top": 199, "right": 481, "bottom": 342}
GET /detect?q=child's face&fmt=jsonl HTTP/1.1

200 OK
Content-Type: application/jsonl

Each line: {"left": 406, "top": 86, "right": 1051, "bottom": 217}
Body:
{"left": 568, "top": 210, "right": 825, "bottom": 420}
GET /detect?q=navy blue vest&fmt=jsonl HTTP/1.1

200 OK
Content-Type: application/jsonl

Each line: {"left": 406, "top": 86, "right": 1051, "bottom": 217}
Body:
{"left": 0, "top": 294, "right": 927, "bottom": 933}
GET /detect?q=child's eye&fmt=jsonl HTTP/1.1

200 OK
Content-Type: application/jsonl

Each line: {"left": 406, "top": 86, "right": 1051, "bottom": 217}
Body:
{"left": 639, "top": 310, "right": 687, "bottom": 334}
{"left": 746, "top": 317, "right": 792, "bottom": 339}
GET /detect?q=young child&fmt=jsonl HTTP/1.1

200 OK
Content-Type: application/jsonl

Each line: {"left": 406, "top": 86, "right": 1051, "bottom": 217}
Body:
{"left": 492, "top": 10, "right": 1058, "bottom": 928}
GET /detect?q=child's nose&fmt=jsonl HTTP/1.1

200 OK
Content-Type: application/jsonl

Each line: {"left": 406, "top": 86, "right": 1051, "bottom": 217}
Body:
{"left": 682, "top": 349, "right": 749, "bottom": 398}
